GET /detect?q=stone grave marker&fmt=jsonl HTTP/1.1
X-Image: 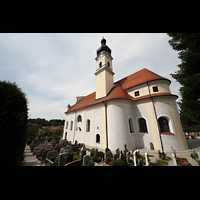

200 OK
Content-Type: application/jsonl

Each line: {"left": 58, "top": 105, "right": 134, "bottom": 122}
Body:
{"left": 95, "top": 148, "right": 98, "bottom": 156}
{"left": 172, "top": 152, "right": 177, "bottom": 166}
{"left": 47, "top": 150, "right": 58, "bottom": 161}
{"left": 133, "top": 150, "right": 138, "bottom": 166}
{"left": 42, "top": 150, "right": 52, "bottom": 160}
{"left": 124, "top": 144, "right": 128, "bottom": 154}
{"left": 145, "top": 151, "right": 149, "bottom": 166}
{"left": 105, "top": 151, "right": 111, "bottom": 162}
{"left": 83, "top": 155, "right": 90, "bottom": 165}
{"left": 126, "top": 152, "right": 130, "bottom": 163}
{"left": 81, "top": 150, "right": 86, "bottom": 162}
{"left": 90, "top": 148, "right": 95, "bottom": 156}
{"left": 115, "top": 148, "right": 120, "bottom": 156}
{"left": 58, "top": 153, "right": 68, "bottom": 166}
{"left": 33, "top": 147, "right": 42, "bottom": 155}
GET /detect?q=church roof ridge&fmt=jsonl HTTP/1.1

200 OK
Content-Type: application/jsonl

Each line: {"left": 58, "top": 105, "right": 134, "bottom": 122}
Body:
{"left": 66, "top": 68, "right": 172, "bottom": 113}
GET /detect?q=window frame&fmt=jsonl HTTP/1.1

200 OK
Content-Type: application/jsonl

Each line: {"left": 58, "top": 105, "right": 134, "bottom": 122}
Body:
{"left": 138, "top": 118, "right": 148, "bottom": 133}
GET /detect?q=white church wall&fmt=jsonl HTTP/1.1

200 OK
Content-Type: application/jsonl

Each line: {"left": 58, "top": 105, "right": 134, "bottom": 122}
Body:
{"left": 133, "top": 104, "right": 153, "bottom": 149}
{"left": 107, "top": 101, "right": 136, "bottom": 151}
{"left": 74, "top": 111, "right": 83, "bottom": 144}
{"left": 84, "top": 110, "right": 92, "bottom": 147}
{"left": 154, "top": 101, "right": 181, "bottom": 151}
{"left": 94, "top": 108, "right": 102, "bottom": 148}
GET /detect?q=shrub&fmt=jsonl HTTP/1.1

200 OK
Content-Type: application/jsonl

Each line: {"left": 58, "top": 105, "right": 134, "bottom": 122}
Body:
{"left": 89, "top": 160, "right": 95, "bottom": 166}
{"left": 36, "top": 153, "right": 41, "bottom": 158}
{"left": 67, "top": 151, "right": 74, "bottom": 163}
{"left": 30, "top": 144, "right": 35, "bottom": 152}
{"left": 113, "top": 160, "right": 126, "bottom": 166}
{"left": 92, "top": 155, "right": 99, "bottom": 162}
{"left": 97, "top": 151, "right": 104, "bottom": 158}
{"left": 0, "top": 81, "right": 28, "bottom": 166}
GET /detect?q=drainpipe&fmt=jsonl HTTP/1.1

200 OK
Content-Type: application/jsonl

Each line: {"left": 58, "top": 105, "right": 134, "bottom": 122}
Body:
{"left": 72, "top": 110, "right": 76, "bottom": 144}
{"left": 146, "top": 82, "right": 164, "bottom": 152}
{"left": 103, "top": 102, "right": 108, "bottom": 148}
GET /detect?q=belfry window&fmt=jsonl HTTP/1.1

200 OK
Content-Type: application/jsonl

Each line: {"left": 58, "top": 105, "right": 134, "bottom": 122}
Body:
{"left": 158, "top": 117, "right": 170, "bottom": 133}
{"left": 99, "top": 62, "right": 102, "bottom": 68}
{"left": 139, "top": 118, "right": 148, "bottom": 133}
{"left": 107, "top": 62, "right": 110, "bottom": 67}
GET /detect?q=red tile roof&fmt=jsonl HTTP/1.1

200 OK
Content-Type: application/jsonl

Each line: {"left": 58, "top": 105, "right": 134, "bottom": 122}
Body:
{"left": 66, "top": 68, "right": 173, "bottom": 113}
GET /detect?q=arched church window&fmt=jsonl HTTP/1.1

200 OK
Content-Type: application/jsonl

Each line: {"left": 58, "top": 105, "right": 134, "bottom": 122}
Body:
{"left": 65, "top": 132, "right": 67, "bottom": 139}
{"left": 77, "top": 115, "right": 82, "bottom": 122}
{"left": 129, "top": 118, "right": 134, "bottom": 133}
{"left": 70, "top": 121, "right": 73, "bottom": 130}
{"left": 86, "top": 119, "right": 90, "bottom": 132}
{"left": 66, "top": 121, "right": 68, "bottom": 129}
{"left": 96, "top": 134, "right": 100, "bottom": 144}
{"left": 107, "top": 62, "right": 110, "bottom": 67}
{"left": 158, "top": 117, "right": 170, "bottom": 133}
{"left": 139, "top": 118, "right": 148, "bottom": 133}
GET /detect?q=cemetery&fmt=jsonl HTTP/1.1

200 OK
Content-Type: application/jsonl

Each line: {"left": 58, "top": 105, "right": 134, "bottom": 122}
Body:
{"left": 29, "top": 138, "right": 200, "bottom": 166}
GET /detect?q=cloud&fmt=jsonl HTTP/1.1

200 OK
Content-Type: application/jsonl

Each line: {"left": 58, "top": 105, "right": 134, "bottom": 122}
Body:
{"left": 0, "top": 33, "right": 182, "bottom": 120}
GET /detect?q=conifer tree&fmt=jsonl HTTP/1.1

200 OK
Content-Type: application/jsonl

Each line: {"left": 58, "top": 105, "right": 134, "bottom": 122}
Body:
{"left": 167, "top": 33, "right": 200, "bottom": 131}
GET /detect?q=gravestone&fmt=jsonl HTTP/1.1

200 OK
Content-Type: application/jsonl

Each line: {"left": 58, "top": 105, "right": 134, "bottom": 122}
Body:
{"left": 42, "top": 150, "right": 52, "bottom": 160}
{"left": 81, "top": 144, "right": 85, "bottom": 151}
{"left": 172, "top": 153, "right": 177, "bottom": 166}
{"left": 105, "top": 151, "right": 111, "bottom": 162}
{"left": 58, "top": 153, "right": 68, "bottom": 166}
{"left": 90, "top": 148, "right": 95, "bottom": 156}
{"left": 115, "top": 148, "right": 120, "bottom": 156}
{"left": 150, "top": 142, "right": 154, "bottom": 150}
{"left": 83, "top": 155, "right": 90, "bottom": 165}
{"left": 65, "top": 159, "right": 82, "bottom": 166}
{"left": 81, "top": 150, "right": 86, "bottom": 162}
{"left": 126, "top": 152, "right": 130, "bottom": 163}
{"left": 133, "top": 150, "right": 138, "bottom": 166}
{"left": 145, "top": 151, "right": 149, "bottom": 166}
{"left": 95, "top": 149, "right": 98, "bottom": 156}
{"left": 33, "top": 147, "right": 42, "bottom": 155}
{"left": 124, "top": 144, "right": 128, "bottom": 154}
{"left": 47, "top": 150, "right": 58, "bottom": 161}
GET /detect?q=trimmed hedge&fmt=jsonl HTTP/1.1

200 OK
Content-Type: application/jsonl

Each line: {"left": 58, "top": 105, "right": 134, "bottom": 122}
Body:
{"left": 0, "top": 81, "right": 28, "bottom": 166}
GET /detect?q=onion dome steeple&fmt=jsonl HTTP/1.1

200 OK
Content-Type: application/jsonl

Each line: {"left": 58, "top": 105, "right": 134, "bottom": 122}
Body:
{"left": 96, "top": 37, "right": 112, "bottom": 56}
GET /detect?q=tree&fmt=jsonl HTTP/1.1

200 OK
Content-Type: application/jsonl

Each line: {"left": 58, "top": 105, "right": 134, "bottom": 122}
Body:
{"left": 0, "top": 80, "right": 28, "bottom": 166}
{"left": 27, "top": 123, "right": 39, "bottom": 140}
{"left": 167, "top": 33, "right": 200, "bottom": 132}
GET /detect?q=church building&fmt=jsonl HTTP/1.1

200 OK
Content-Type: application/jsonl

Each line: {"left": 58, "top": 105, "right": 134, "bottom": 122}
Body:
{"left": 63, "top": 37, "right": 188, "bottom": 152}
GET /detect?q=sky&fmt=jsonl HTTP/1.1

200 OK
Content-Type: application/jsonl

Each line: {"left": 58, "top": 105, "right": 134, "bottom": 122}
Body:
{"left": 0, "top": 33, "right": 181, "bottom": 120}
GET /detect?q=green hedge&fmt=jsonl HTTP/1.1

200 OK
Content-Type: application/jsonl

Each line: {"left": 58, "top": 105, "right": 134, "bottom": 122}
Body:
{"left": 0, "top": 81, "right": 28, "bottom": 166}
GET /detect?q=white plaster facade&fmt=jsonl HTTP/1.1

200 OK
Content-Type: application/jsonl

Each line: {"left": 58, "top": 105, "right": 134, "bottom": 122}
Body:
{"left": 63, "top": 38, "right": 188, "bottom": 152}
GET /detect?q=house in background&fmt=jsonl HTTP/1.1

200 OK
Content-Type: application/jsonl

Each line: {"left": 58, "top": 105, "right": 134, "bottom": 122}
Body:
{"left": 63, "top": 37, "right": 188, "bottom": 152}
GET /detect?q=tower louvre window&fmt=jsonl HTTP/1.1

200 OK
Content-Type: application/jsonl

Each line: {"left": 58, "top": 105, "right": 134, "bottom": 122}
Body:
{"left": 99, "top": 62, "right": 102, "bottom": 68}
{"left": 107, "top": 62, "right": 110, "bottom": 67}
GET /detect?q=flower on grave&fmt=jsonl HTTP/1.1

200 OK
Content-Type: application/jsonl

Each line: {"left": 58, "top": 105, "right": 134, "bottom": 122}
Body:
{"left": 129, "top": 154, "right": 133, "bottom": 157}
{"left": 117, "top": 157, "right": 120, "bottom": 160}
{"left": 38, "top": 156, "right": 41, "bottom": 160}
{"left": 75, "top": 155, "right": 79, "bottom": 156}
{"left": 99, "top": 157, "right": 101, "bottom": 161}
{"left": 108, "top": 160, "right": 113, "bottom": 165}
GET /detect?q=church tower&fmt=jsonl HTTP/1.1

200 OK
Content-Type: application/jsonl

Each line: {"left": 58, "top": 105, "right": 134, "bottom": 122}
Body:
{"left": 95, "top": 37, "right": 115, "bottom": 100}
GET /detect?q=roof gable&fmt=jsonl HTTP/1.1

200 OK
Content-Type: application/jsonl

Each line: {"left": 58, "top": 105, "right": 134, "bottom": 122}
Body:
{"left": 66, "top": 68, "right": 171, "bottom": 113}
